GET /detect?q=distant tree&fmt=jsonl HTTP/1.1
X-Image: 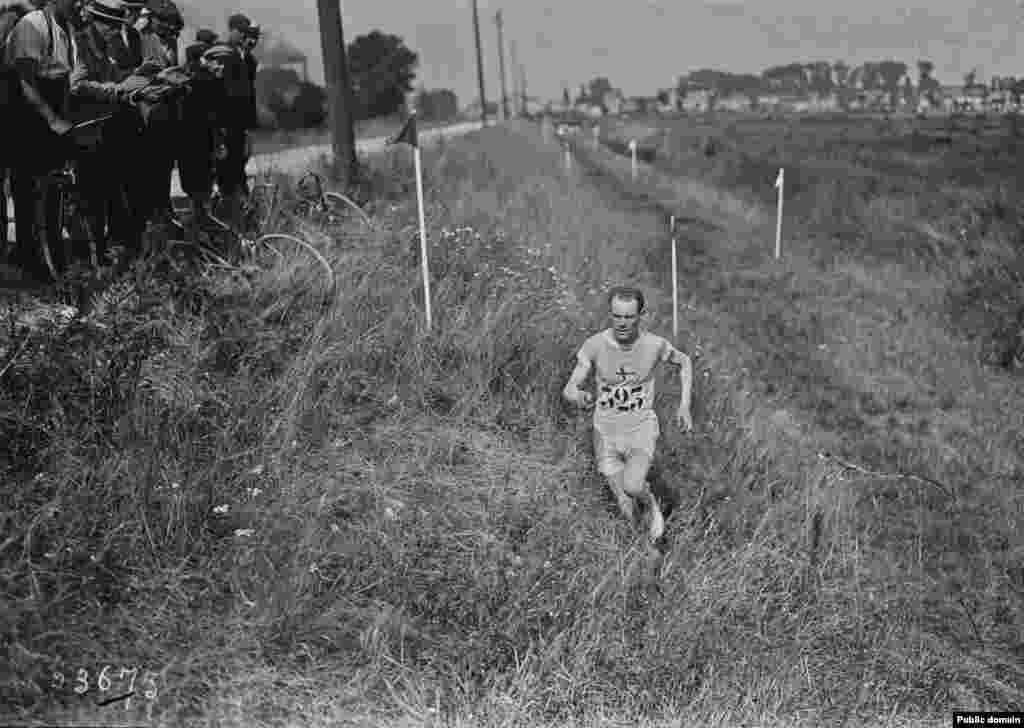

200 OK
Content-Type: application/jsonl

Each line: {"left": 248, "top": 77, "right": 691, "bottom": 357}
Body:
{"left": 833, "top": 60, "right": 849, "bottom": 87}
{"left": 808, "top": 61, "right": 833, "bottom": 95}
{"left": 656, "top": 89, "right": 669, "bottom": 105}
{"left": 916, "top": 60, "right": 935, "bottom": 101}
{"left": 416, "top": 87, "right": 459, "bottom": 120}
{"left": 964, "top": 68, "right": 977, "bottom": 90}
{"left": 832, "top": 60, "right": 850, "bottom": 109}
{"left": 902, "top": 75, "right": 915, "bottom": 106}
{"left": 562, "top": 87, "right": 571, "bottom": 108}
{"left": 762, "top": 62, "right": 806, "bottom": 92}
{"left": 347, "top": 30, "right": 419, "bottom": 119}
{"left": 587, "top": 77, "right": 614, "bottom": 107}
{"left": 877, "top": 60, "right": 907, "bottom": 108}
{"left": 256, "top": 66, "right": 302, "bottom": 112}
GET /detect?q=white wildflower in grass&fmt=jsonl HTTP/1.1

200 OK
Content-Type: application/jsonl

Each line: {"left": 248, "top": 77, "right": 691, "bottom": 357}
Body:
{"left": 234, "top": 529, "right": 255, "bottom": 538}
{"left": 248, "top": 465, "right": 264, "bottom": 476}
{"left": 170, "top": 482, "right": 180, "bottom": 490}
{"left": 330, "top": 523, "right": 341, "bottom": 533}
{"left": 308, "top": 562, "right": 320, "bottom": 574}
{"left": 247, "top": 487, "right": 263, "bottom": 498}
{"left": 213, "top": 504, "right": 230, "bottom": 515}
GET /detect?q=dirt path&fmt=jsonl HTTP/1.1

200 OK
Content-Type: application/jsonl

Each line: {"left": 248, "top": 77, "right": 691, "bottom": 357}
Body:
{"left": 170, "top": 120, "right": 484, "bottom": 198}
{"left": 3, "top": 121, "right": 485, "bottom": 239}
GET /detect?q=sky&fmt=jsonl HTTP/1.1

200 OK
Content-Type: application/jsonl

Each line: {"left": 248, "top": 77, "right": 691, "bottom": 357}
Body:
{"left": 181, "top": 0, "right": 1024, "bottom": 106}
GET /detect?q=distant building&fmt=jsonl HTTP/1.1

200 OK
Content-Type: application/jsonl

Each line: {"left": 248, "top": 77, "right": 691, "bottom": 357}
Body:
{"left": 716, "top": 93, "right": 751, "bottom": 112}
{"left": 680, "top": 88, "right": 712, "bottom": 112}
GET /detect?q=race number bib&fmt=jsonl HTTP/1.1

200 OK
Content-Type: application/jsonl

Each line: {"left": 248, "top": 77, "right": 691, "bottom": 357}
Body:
{"left": 598, "top": 383, "right": 646, "bottom": 413}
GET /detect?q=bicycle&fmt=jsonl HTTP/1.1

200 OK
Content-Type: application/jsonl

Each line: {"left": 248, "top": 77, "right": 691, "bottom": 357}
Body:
{"left": 31, "top": 114, "right": 115, "bottom": 281}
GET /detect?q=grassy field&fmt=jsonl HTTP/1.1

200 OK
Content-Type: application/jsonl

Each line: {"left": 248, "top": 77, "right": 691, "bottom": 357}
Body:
{"left": 1, "top": 115, "right": 1021, "bottom": 727}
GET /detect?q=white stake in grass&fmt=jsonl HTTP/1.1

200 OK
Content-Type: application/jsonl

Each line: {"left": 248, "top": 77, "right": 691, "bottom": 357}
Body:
{"left": 629, "top": 139, "right": 638, "bottom": 181}
{"left": 564, "top": 142, "right": 572, "bottom": 172}
{"left": 390, "top": 114, "right": 433, "bottom": 330}
{"left": 774, "top": 167, "right": 785, "bottom": 260}
{"left": 593, "top": 125, "right": 600, "bottom": 150}
{"left": 670, "top": 215, "right": 679, "bottom": 341}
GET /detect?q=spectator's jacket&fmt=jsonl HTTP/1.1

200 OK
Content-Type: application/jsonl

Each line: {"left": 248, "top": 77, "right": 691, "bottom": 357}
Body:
{"left": 221, "top": 44, "right": 257, "bottom": 129}
{"left": 115, "top": 23, "right": 143, "bottom": 74}
{"left": 4, "top": 8, "right": 72, "bottom": 114}
{"left": 139, "top": 29, "right": 177, "bottom": 68}
{"left": 69, "top": 22, "right": 133, "bottom": 121}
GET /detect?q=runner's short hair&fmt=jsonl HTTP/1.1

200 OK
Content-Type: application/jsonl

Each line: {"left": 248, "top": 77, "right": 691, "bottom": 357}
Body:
{"left": 607, "top": 286, "right": 645, "bottom": 314}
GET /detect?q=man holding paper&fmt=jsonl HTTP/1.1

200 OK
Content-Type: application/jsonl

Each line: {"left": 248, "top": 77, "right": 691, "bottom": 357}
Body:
{"left": 563, "top": 286, "right": 693, "bottom": 544}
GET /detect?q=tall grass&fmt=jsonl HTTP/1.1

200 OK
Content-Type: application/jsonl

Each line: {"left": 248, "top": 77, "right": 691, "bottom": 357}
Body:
{"left": 2, "top": 121, "right": 1021, "bottom": 728}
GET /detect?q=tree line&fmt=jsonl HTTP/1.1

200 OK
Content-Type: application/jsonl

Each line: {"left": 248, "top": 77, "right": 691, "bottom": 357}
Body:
{"left": 253, "top": 30, "right": 457, "bottom": 130}
{"left": 573, "top": 60, "right": 1024, "bottom": 112}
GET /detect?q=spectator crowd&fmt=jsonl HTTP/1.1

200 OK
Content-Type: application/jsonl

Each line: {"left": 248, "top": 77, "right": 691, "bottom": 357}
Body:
{"left": 0, "top": 0, "right": 263, "bottom": 282}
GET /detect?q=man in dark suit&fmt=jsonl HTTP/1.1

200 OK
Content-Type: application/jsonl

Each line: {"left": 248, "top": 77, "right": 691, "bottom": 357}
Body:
{"left": 214, "top": 12, "right": 257, "bottom": 229}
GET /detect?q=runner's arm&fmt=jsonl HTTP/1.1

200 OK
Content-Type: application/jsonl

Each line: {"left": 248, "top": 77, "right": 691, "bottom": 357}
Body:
{"left": 662, "top": 340, "right": 692, "bottom": 413}
{"left": 562, "top": 351, "right": 593, "bottom": 406}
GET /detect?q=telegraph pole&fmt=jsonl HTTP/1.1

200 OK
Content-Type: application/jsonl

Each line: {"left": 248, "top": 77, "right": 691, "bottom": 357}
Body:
{"left": 494, "top": 9, "right": 509, "bottom": 121}
{"left": 508, "top": 37, "right": 519, "bottom": 117}
{"left": 520, "top": 63, "right": 527, "bottom": 116}
{"left": 316, "top": 0, "right": 357, "bottom": 187}
{"left": 471, "top": 0, "right": 488, "bottom": 125}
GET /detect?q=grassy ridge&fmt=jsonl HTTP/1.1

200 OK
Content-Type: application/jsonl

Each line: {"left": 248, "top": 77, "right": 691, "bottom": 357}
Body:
{"left": 2, "top": 120, "right": 1021, "bottom": 727}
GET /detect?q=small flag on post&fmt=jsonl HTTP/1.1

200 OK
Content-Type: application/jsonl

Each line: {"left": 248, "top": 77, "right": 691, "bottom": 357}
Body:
{"left": 389, "top": 113, "right": 418, "bottom": 148}
{"left": 629, "top": 139, "right": 638, "bottom": 181}
{"left": 774, "top": 167, "right": 784, "bottom": 260}
{"left": 389, "top": 114, "right": 433, "bottom": 330}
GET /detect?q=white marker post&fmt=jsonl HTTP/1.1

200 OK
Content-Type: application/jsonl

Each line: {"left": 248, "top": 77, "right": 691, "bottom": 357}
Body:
{"left": 592, "top": 125, "right": 600, "bottom": 150}
{"left": 414, "top": 145, "right": 432, "bottom": 329}
{"left": 629, "top": 139, "right": 638, "bottom": 181}
{"left": 670, "top": 215, "right": 679, "bottom": 341}
{"left": 389, "top": 114, "right": 432, "bottom": 330}
{"left": 774, "top": 167, "right": 785, "bottom": 260}
{"left": 564, "top": 141, "right": 571, "bottom": 173}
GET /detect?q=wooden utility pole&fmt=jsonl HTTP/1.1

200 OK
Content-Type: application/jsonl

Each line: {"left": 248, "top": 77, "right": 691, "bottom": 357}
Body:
{"left": 508, "top": 37, "right": 518, "bottom": 117}
{"left": 316, "top": 0, "right": 358, "bottom": 186}
{"left": 471, "top": 0, "right": 488, "bottom": 125}
{"left": 494, "top": 9, "right": 508, "bottom": 121}
{"left": 520, "top": 63, "right": 527, "bottom": 116}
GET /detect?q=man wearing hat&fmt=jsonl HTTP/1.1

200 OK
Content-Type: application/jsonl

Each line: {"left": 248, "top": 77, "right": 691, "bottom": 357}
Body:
{"left": 214, "top": 12, "right": 258, "bottom": 229}
{"left": 115, "top": 0, "right": 144, "bottom": 71}
{"left": 175, "top": 40, "right": 228, "bottom": 236}
{"left": 194, "top": 27, "right": 216, "bottom": 47}
{"left": 138, "top": 0, "right": 179, "bottom": 66}
{"left": 69, "top": 0, "right": 146, "bottom": 260}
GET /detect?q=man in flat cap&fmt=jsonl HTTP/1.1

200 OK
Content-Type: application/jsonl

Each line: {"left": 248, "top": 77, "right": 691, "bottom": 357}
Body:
{"left": 214, "top": 12, "right": 258, "bottom": 229}
{"left": 174, "top": 40, "right": 229, "bottom": 236}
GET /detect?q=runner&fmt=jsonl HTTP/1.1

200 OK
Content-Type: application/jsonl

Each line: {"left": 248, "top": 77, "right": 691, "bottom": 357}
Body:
{"left": 562, "top": 285, "right": 693, "bottom": 543}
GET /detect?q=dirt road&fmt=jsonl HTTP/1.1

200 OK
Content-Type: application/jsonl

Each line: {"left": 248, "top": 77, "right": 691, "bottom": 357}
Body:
{"left": 3, "top": 121, "right": 484, "bottom": 240}
{"left": 169, "top": 120, "right": 484, "bottom": 198}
